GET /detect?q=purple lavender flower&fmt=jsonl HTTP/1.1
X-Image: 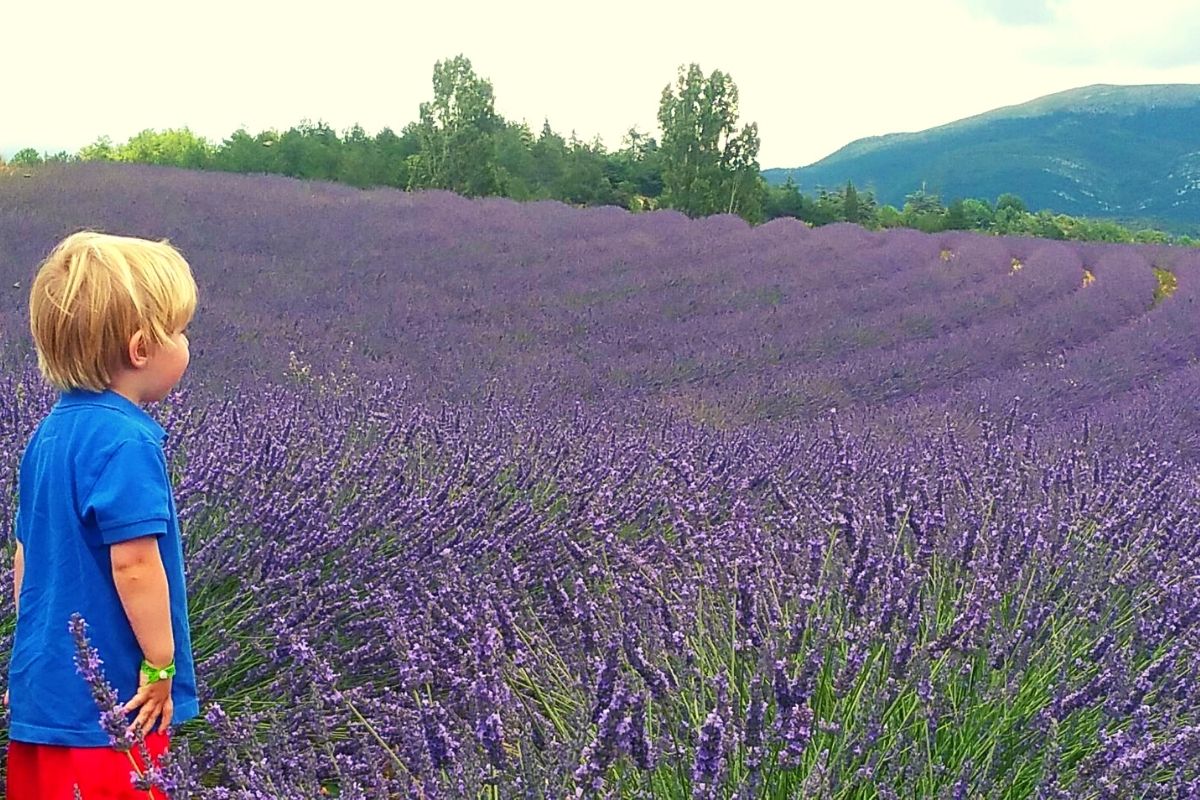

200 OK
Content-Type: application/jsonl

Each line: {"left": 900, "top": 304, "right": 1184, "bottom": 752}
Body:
{"left": 691, "top": 705, "right": 727, "bottom": 800}
{"left": 69, "top": 613, "right": 134, "bottom": 751}
{"left": 420, "top": 698, "right": 459, "bottom": 771}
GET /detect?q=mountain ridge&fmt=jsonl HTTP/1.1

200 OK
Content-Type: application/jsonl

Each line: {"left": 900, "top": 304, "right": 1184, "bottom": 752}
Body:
{"left": 764, "top": 84, "right": 1200, "bottom": 229}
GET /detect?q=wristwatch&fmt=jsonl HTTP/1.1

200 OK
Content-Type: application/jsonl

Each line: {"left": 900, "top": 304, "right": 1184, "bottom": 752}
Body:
{"left": 141, "top": 659, "right": 176, "bottom": 683}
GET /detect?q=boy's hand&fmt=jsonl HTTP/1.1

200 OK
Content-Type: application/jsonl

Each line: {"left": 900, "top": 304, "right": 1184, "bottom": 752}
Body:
{"left": 123, "top": 668, "right": 173, "bottom": 735}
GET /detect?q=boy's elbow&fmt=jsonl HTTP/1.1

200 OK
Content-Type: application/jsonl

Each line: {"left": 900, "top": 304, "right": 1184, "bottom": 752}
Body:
{"left": 110, "top": 535, "right": 163, "bottom": 574}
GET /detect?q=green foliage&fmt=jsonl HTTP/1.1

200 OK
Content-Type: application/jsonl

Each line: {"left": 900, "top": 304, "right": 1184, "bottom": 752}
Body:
{"left": 902, "top": 188, "right": 947, "bottom": 232}
{"left": 408, "top": 54, "right": 502, "bottom": 197}
{"left": 78, "top": 135, "right": 117, "bottom": 162}
{"left": 658, "top": 64, "right": 762, "bottom": 221}
{"left": 116, "top": 127, "right": 214, "bottom": 168}
{"left": 958, "top": 198, "right": 995, "bottom": 230}
{"left": 557, "top": 134, "right": 621, "bottom": 207}
{"left": 763, "top": 176, "right": 808, "bottom": 220}
{"left": 528, "top": 121, "right": 568, "bottom": 198}
{"left": 10, "top": 148, "right": 42, "bottom": 167}
{"left": 494, "top": 122, "right": 538, "bottom": 200}
{"left": 212, "top": 128, "right": 280, "bottom": 174}
{"left": 610, "top": 128, "right": 664, "bottom": 207}
{"left": 47, "top": 53, "right": 1195, "bottom": 248}
{"left": 842, "top": 181, "right": 860, "bottom": 224}
{"left": 995, "top": 193, "right": 1027, "bottom": 214}
{"left": 277, "top": 120, "right": 340, "bottom": 181}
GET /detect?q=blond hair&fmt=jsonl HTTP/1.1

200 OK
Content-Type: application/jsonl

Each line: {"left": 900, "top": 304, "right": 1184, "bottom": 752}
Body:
{"left": 30, "top": 231, "right": 197, "bottom": 391}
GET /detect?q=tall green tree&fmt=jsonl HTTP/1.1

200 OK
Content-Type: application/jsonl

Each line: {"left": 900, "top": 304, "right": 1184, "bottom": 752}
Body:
{"left": 408, "top": 55, "right": 502, "bottom": 197}
{"left": 843, "top": 181, "right": 860, "bottom": 224}
{"left": 10, "top": 148, "right": 42, "bottom": 166}
{"left": 657, "top": 64, "right": 761, "bottom": 220}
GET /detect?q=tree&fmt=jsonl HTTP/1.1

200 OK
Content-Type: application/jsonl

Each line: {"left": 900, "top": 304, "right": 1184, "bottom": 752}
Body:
{"left": 876, "top": 204, "right": 904, "bottom": 228}
{"left": 528, "top": 120, "right": 568, "bottom": 199}
{"left": 843, "top": 181, "right": 860, "bottom": 224}
{"left": 959, "top": 198, "right": 994, "bottom": 231}
{"left": 116, "top": 128, "right": 213, "bottom": 168}
{"left": 944, "top": 199, "right": 969, "bottom": 230}
{"left": 77, "top": 135, "right": 115, "bottom": 162}
{"left": 763, "top": 176, "right": 807, "bottom": 220}
{"left": 657, "top": 64, "right": 761, "bottom": 220}
{"left": 10, "top": 148, "right": 42, "bottom": 166}
{"left": 902, "top": 187, "right": 946, "bottom": 232}
{"left": 213, "top": 128, "right": 280, "bottom": 174}
{"left": 373, "top": 126, "right": 420, "bottom": 189}
{"left": 995, "top": 193, "right": 1027, "bottom": 215}
{"left": 408, "top": 54, "right": 502, "bottom": 197}
{"left": 812, "top": 188, "right": 843, "bottom": 225}
{"left": 557, "top": 134, "right": 616, "bottom": 206}
{"left": 1029, "top": 210, "right": 1065, "bottom": 240}
{"left": 610, "top": 127, "right": 663, "bottom": 208}
{"left": 494, "top": 121, "right": 537, "bottom": 200}
{"left": 276, "top": 120, "right": 340, "bottom": 181}
{"left": 338, "top": 124, "right": 383, "bottom": 188}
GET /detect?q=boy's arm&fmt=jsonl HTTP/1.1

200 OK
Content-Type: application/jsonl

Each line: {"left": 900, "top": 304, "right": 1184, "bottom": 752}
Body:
{"left": 6, "top": 541, "right": 17, "bottom": 707}
{"left": 12, "top": 540, "right": 22, "bottom": 617}
{"left": 110, "top": 537, "right": 174, "bottom": 667}
{"left": 12, "top": 542, "right": 22, "bottom": 618}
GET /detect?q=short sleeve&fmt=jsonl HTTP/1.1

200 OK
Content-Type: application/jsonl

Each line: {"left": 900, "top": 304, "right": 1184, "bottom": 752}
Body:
{"left": 82, "top": 440, "right": 171, "bottom": 545}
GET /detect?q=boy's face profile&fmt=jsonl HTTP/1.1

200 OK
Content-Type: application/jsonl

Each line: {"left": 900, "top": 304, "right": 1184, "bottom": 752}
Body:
{"left": 124, "top": 328, "right": 191, "bottom": 403}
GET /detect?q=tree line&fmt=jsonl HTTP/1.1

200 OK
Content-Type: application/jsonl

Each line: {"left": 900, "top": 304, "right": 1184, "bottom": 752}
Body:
{"left": 4, "top": 55, "right": 1191, "bottom": 246}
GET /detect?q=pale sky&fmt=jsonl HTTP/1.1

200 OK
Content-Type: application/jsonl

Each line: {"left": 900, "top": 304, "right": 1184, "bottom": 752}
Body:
{"left": 4, "top": 0, "right": 1200, "bottom": 169}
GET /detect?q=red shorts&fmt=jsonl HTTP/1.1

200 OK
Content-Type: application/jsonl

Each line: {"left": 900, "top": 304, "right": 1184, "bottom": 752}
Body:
{"left": 6, "top": 731, "right": 171, "bottom": 800}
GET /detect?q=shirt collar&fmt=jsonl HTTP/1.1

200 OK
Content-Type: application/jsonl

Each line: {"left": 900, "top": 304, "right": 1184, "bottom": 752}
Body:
{"left": 57, "top": 388, "right": 168, "bottom": 442}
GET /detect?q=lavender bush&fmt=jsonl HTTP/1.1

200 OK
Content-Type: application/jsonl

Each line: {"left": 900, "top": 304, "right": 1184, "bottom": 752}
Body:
{"left": 0, "top": 164, "right": 1196, "bottom": 797}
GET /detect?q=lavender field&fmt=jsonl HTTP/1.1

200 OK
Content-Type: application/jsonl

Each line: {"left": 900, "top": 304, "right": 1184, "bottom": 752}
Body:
{"left": 1, "top": 163, "right": 1198, "bottom": 798}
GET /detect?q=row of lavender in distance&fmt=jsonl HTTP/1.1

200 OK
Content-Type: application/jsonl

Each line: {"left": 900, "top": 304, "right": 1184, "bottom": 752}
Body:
{"left": 1, "top": 164, "right": 1196, "bottom": 456}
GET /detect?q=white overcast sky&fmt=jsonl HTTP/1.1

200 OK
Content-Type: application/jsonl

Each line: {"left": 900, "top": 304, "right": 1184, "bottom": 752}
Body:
{"left": 4, "top": 0, "right": 1200, "bottom": 169}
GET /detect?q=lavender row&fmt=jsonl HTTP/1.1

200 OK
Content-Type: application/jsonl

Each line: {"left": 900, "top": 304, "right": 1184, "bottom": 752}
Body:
{"left": 2, "top": 364, "right": 1196, "bottom": 796}
{"left": 2, "top": 165, "right": 1196, "bottom": 443}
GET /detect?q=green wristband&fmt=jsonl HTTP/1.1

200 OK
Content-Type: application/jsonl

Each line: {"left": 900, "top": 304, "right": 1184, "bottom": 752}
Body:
{"left": 141, "top": 659, "right": 176, "bottom": 683}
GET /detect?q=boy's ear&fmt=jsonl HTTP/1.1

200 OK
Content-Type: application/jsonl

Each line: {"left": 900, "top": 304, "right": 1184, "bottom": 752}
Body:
{"left": 126, "top": 330, "right": 149, "bottom": 369}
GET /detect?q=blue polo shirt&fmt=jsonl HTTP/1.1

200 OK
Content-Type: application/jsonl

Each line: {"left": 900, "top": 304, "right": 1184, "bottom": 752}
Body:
{"left": 8, "top": 388, "right": 198, "bottom": 746}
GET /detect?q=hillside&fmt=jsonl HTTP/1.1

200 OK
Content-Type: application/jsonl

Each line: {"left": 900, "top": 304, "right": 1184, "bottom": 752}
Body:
{"left": 764, "top": 84, "right": 1200, "bottom": 229}
{"left": 2, "top": 163, "right": 1198, "bottom": 451}
{"left": 1, "top": 164, "right": 1199, "bottom": 796}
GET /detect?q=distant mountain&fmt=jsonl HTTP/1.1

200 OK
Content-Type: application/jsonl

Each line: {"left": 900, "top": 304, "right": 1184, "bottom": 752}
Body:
{"left": 763, "top": 84, "right": 1200, "bottom": 229}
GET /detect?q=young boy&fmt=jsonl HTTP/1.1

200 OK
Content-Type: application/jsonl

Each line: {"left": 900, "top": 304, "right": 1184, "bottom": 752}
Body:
{"left": 6, "top": 231, "right": 199, "bottom": 798}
